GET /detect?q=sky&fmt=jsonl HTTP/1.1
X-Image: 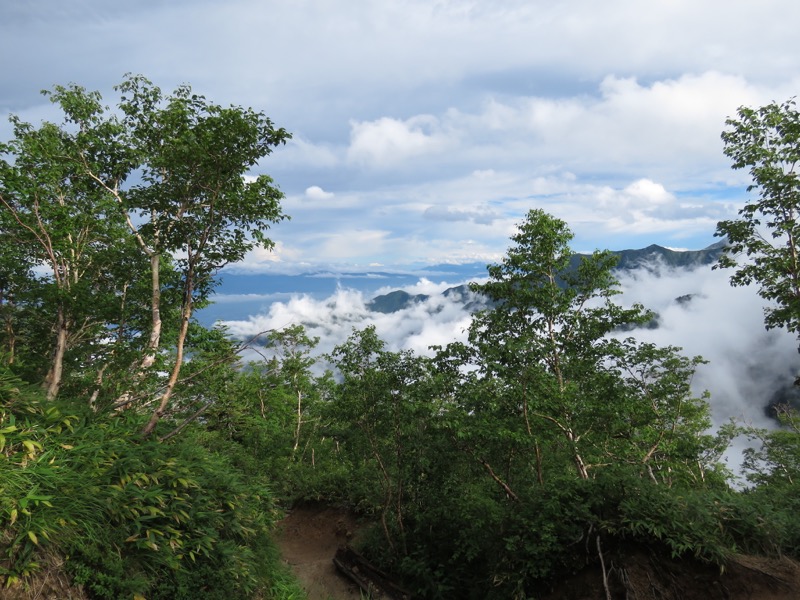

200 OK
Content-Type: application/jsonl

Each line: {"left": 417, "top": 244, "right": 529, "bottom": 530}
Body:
{"left": 2, "top": 0, "right": 800, "bottom": 273}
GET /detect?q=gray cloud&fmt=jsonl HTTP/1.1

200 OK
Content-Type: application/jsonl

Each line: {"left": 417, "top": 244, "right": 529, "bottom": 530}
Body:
{"left": 617, "top": 263, "right": 797, "bottom": 425}
{"left": 423, "top": 205, "right": 500, "bottom": 225}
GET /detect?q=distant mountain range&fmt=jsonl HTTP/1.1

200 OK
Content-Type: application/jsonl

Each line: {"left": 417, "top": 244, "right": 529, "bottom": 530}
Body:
{"left": 366, "top": 240, "right": 728, "bottom": 314}
{"left": 606, "top": 239, "right": 727, "bottom": 270}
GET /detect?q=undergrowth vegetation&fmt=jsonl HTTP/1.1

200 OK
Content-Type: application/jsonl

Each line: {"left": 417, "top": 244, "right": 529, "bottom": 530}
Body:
{"left": 0, "top": 367, "right": 293, "bottom": 599}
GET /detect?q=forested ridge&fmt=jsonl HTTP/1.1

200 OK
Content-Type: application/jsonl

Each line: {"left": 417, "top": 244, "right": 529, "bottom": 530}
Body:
{"left": 1, "top": 78, "right": 800, "bottom": 599}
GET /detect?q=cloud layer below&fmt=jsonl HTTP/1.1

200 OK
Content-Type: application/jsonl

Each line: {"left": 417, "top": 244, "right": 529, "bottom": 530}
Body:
{"left": 220, "top": 261, "right": 799, "bottom": 463}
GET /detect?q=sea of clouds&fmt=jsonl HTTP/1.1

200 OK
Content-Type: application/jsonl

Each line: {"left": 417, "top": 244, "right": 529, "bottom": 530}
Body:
{"left": 219, "top": 260, "right": 799, "bottom": 473}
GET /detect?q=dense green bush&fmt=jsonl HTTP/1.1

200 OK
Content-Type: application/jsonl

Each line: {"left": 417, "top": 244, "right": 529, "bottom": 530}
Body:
{"left": 0, "top": 366, "right": 288, "bottom": 598}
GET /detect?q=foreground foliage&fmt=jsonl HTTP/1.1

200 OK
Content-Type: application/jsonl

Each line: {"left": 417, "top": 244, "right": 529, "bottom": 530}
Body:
{"left": 0, "top": 367, "right": 294, "bottom": 598}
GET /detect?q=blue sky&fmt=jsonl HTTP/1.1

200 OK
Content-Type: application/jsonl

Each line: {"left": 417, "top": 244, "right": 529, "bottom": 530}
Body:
{"left": 2, "top": 0, "right": 799, "bottom": 272}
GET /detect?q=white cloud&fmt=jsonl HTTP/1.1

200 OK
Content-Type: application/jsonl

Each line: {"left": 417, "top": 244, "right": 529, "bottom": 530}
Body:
{"left": 423, "top": 205, "right": 500, "bottom": 225}
{"left": 373, "top": 277, "right": 469, "bottom": 297}
{"left": 220, "top": 281, "right": 479, "bottom": 360}
{"left": 425, "top": 71, "right": 770, "bottom": 185}
{"left": 347, "top": 115, "right": 451, "bottom": 168}
{"left": 305, "top": 185, "right": 334, "bottom": 200}
{"left": 230, "top": 241, "right": 306, "bottom": 273}
{"left": 262, "top": 71, "right": 788, "bottom": 269}
{"left": 615, "top": 262, "right": 798, "bottom": 430}
{"left": 270, "top": 136, "right": 340, "bottom": 170}
{"left": 621, "top": 179, "right": 673, "bottom": 206}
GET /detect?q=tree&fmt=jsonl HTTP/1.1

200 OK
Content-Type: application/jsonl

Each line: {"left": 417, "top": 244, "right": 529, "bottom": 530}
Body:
{"left": 205, "top": 325, "right": 324, "bottom": 471}
{"left": 717, "top": 98, "right": 800, "bottom": 503}
{"left": 116, "top": 76, "right": 291, "bottom": 435}
{"left": 741, "top": 405, "right": 800, "bottom": 487}
{"left": 462, "top": 209, "right": 671, "bottom": 481}
{"left": 409, "top": 210, "right": 725, "bottom": 596}
{"left": 0, "top": 228, "right": 36, "bottom": 367}
{"left": 32, "top": 76, "right": 291, "bottom": 434}
{"left": 716, "top": 98, "right": 800, "bottom": 337}
{"left": 257, "top": 325, "right": 320, "bottom": 455}
{"left": 327, "top": 326, "right": 440, "bottom": 556}
{"left": 1, "top": 77, "right": 290, "bottom": 435}
{"left": 314, "top": 211, "right": 724, "bottom": 597}
{"left": 0, "top": 97, "right": 135, "bottom": 399}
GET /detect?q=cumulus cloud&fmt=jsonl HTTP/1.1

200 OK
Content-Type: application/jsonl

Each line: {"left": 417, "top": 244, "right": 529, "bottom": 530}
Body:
{"left": 305, "top": 185, "right": 334, "bottom": 200}
{"left": 620, "top": 179, "right": 673, "bottom": 207}
{"left": 263, "top": 70, "right": 788, "bottom": 268}
{"left": 421, "top": 71, "right": 766, "bottom": 184}
{"left": 347, "top": 115, "right": 451, "bottom": 168}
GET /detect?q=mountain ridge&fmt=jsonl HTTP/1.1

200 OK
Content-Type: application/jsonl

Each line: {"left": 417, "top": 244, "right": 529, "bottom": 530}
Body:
{"left": 367, "top": 240, "right": 727, "bottom": 314}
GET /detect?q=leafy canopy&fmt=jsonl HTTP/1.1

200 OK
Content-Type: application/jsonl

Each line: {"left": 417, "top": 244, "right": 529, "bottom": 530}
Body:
{"left": 716, "top": 98, "right": 800, "bottom": 335}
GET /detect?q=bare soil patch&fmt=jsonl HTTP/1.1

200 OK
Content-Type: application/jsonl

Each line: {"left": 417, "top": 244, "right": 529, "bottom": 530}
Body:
{"left": 0, "top": 550, "right": 88, "bottom": 600}
{"left": 275, "top": 503, "right": 366, "bottom": 600}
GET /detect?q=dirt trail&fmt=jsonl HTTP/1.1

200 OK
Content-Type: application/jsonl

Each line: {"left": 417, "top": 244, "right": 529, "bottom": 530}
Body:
{"left": 275, "top": 504, "right": 365, "bottom": 600}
